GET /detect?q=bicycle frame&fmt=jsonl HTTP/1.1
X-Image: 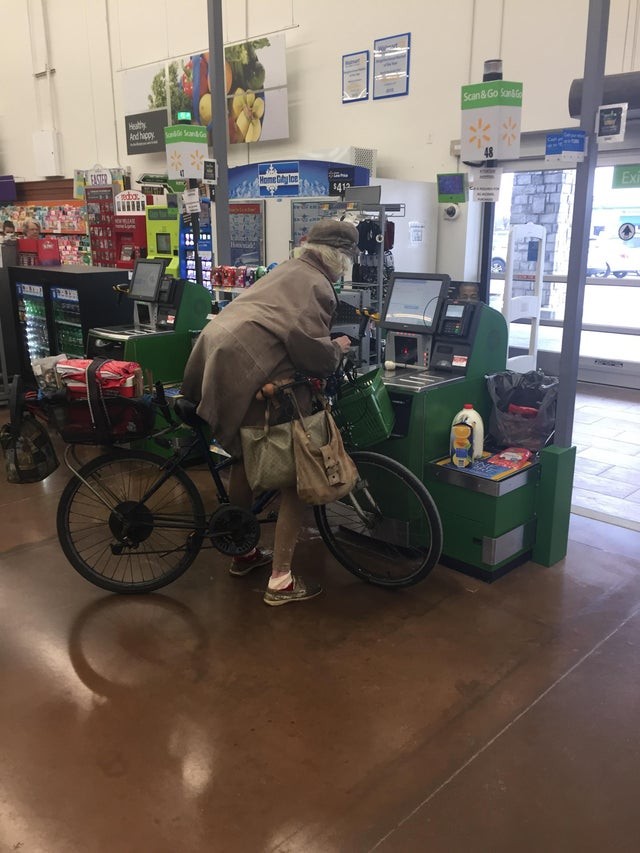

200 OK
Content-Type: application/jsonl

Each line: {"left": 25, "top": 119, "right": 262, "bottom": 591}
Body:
{"left": 62, "top": 418, "right": 278, "bottom": 534}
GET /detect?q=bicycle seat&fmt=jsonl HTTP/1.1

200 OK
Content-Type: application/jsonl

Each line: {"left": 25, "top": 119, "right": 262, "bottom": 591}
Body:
{"left": 174, "top": 397, "right": 208, "bottom": 429}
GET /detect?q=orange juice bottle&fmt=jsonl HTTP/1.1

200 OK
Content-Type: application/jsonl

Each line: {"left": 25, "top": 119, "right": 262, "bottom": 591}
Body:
{"left": 450, "top": 404, "right": 484, "bottom": 467}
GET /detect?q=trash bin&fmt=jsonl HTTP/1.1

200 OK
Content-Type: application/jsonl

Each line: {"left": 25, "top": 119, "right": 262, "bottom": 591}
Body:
{"left": 486, "top": 369, "right": 558, "bottom": 451}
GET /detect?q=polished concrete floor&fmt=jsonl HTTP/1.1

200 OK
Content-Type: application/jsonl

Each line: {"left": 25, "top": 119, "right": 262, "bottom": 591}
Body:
{"left": 2, "top": 424, "right": 640, "bottom": 853}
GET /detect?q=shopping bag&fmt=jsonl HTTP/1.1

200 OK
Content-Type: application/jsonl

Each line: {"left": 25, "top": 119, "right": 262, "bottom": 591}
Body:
{"left": 0, "top": 376, "right": 58, "bottom": 483}
{"left": 486, "top": 369, "right": 558, "bottom": 451}
{"left": 240, "top": 408, "right": 297, "bottom": 492}
{"left": 291, "top": 404, "right": 359, "bottom": 506}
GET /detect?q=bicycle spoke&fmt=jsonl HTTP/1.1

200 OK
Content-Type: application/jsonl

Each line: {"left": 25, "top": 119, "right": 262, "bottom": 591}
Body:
{"left": 59, "top": 453, "right": 205, "bottom": 593}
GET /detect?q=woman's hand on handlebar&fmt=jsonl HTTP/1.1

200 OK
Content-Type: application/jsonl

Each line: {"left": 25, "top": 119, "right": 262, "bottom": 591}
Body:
{"left": 333, "top": 335, "right": 353, "bottom": 354}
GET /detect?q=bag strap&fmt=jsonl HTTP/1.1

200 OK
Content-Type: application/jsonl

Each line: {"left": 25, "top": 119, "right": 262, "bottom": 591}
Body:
{"left": 9, "top": 374, "right": 25, "bottom": 438}
{"left": 86, "top": 358, "right": 111, "bottom": 444}
{"left": 284, "top": 389, "right": 328, "bottom": 434}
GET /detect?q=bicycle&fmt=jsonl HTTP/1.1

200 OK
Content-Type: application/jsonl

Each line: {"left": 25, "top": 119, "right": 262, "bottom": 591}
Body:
{"left": 53, "top": 374, "right": 443, "bottom": 595}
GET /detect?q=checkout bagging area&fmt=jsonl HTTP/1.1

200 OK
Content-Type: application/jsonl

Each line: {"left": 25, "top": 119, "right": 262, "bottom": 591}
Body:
{"left": 86, "top": 257, "right": 210, "bottom": 386}
{"left": 354, "top": 271, "right": 574, "bottom": 581}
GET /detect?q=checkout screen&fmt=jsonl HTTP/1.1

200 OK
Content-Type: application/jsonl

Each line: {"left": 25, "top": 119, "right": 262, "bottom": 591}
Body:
{"left": 385, "top": 277, "right": 443, "bottom": 330}
{"left": 156, "top": 233, "right": 172, "bottom": 254}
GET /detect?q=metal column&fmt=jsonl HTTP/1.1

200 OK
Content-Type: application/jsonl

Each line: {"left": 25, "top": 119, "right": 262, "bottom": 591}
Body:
{"left": 207, "top": 0, "right": 231, "bottom": 266}
{"left": 555, "top": 0, "right": 610, "bottom": 446}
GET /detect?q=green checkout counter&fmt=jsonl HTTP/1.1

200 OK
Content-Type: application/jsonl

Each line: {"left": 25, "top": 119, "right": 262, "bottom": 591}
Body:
{"left": 372, "top": 273, "right": 575, "bottom": 581}
{"left": 86, "top": 257, "right": 210, "bottom": 385}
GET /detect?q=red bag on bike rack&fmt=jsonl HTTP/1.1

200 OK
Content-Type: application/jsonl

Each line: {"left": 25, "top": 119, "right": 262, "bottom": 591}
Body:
{"left": 47, "top": 359, "right": 155, "bottom": 445}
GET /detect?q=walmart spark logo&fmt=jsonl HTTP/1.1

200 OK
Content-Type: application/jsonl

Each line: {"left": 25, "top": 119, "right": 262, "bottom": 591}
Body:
{"left": 469, "top": 118, "right": 491, "bottom": 150}
{"left": 502, "top": 117, "right": 518, "bottom": 146}
{"left": 190, "top": 150, "right": 205, "bottom": 170}
{"left": 169, "top": 151, "right": 183, "bottom": 172}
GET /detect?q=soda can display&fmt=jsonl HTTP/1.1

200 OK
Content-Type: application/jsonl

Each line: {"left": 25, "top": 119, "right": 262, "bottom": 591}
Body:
{"left": 221, "top": 266, "right": 237, "bottom": 288}
{"left": 235, "top": 266, "right": 247, "bottom": 288}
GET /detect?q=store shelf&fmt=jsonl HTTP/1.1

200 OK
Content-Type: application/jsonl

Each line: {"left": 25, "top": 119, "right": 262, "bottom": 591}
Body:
{"left": 55, "top": 320, "right": 82, "bottom": 327}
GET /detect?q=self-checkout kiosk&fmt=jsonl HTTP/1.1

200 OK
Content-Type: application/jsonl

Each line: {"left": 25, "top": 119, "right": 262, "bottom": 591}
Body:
{"left": 86, "top": 258, "right": 210, "bottom": 384}
{"left": 374, "top": 272, "right": 568, "bottom": 579}
{"left": 145, "top": 205, "right": 180, "bottom": 278}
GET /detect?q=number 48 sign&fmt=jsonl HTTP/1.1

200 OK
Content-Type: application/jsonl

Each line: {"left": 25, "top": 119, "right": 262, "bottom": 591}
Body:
{"left": 460, "top": 81, "right": 523, "bottom": 162}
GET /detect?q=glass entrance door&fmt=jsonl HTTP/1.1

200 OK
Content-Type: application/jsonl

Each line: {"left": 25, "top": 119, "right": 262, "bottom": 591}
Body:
{"left": 491, "top": 166, "right": 640, "bottom": 389}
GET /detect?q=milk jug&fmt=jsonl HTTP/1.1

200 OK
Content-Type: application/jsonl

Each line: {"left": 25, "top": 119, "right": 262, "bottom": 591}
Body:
{"left": 450, "top": 404, "right": 484, "bottom": 468}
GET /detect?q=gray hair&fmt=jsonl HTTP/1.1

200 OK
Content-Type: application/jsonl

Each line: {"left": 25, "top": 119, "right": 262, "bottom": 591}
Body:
{"left": 22, "top": 218, "right": 41, "bottom": 236}
{"left": 300, "top": 243, "right": 352, "bottom": 281}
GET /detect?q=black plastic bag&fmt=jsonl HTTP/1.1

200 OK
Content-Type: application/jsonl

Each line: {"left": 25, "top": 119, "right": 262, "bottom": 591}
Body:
{"left": 486, "top": 369, "right": 559, "bottom": 451}
{"left": 0, "top": 376, "right": 59, "bottom": 483}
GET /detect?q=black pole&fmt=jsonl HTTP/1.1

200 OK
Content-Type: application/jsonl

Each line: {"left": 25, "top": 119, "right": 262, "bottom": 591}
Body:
{"left": 187, "top": 178, "right": 203, "bottom": 287}
{"left": 478, "top": 60, "right": 502, "bottom": 304}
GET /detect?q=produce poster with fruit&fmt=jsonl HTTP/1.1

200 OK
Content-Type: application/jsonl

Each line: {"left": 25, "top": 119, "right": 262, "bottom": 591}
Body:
{"left": 122, "top": 36, "right": 288, "bottom": 150}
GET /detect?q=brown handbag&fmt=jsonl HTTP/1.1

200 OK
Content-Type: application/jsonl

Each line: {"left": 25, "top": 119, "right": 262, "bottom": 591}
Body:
{"left": 289, "top": 396, "right": 359, "bottom": 505}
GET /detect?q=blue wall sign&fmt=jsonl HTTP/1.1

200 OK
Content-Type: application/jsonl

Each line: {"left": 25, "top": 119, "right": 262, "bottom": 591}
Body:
{"left": 229, "top": 160, "right": 370, "bottom": 199}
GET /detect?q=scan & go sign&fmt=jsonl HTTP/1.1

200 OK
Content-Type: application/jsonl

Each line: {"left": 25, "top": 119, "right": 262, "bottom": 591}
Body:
{"left": 460, "top": 81, "right": 523, "bottom": 161}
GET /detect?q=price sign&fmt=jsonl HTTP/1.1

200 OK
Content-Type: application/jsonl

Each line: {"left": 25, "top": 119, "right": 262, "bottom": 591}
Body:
{"left": 328, "top": 167, "right": 355, "bottom": 196}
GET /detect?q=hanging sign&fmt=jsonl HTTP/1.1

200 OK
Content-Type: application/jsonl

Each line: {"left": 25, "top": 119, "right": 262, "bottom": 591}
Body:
{"left": 544, "top": 133, "right": 563, "bottom": 163}
{"left": 612, "top": 164, "right": 640, "bottom": 188}
{"left": 164, "top": 125, "right": 208, "bottom": 180}
{"left": 469, "top": 166, "right": 503, "bottom": 202}
{"left": 87, "top": 167, "right": 112, "bottom": 187}
{"left": 460, "top": 81, "right": 523, "bottom": 161}
{"left": 561, "top": 129, "right": 587, "bottom": 162}
{"left": 597, "top": 103, "right": 627, "bottom": 144}
{"left": 182, "top": 187, "right": 201, "bottom": 215}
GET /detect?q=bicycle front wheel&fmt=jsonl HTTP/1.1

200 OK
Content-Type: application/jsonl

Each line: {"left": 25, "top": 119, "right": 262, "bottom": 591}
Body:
{"left": 57, "top": 450, "right": 206, "bottom": 594}
{"left": 315, "top": 451, "right": 442, "bottom": 587}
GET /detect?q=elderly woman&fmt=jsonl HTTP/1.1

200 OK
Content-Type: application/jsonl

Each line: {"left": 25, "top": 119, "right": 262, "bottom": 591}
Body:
{"left": 22, "top": 218, "right": 41, "bottom": 238}
{"left": 182, "top": 219, "right": 358, "bottom": 605}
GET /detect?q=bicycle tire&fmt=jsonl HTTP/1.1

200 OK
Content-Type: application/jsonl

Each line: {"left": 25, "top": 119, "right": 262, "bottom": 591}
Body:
{"left": 57, "top": 450, "right": 206, "bottom": 594}
{"left": 314, "top": 451, "right": 442, "bottom": 587}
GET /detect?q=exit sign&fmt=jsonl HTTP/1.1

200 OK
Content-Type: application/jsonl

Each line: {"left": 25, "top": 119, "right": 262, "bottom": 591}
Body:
{"left": 612, "top": 164, "right": 640, "bottom": 188}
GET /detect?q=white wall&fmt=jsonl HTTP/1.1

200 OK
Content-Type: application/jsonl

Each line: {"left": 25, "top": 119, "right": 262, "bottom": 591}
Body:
{"left": 1, "top": 0, "right": 638, "bottom": 184}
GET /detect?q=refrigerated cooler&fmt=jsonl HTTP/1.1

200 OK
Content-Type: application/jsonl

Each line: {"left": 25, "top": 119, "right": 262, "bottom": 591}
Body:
{"left": 0, "top": 265, "right": 132, "bottom": 383}
{"left": 179, "top": 200, "right": 213, "bottom": 289}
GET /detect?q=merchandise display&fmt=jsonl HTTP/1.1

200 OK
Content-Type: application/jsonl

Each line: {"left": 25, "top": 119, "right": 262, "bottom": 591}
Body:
{"left": 0, "top": 201, "right": 90, "bottom": 265}
{"left": 86, "top": 186, "right": 117, "bottom": 266}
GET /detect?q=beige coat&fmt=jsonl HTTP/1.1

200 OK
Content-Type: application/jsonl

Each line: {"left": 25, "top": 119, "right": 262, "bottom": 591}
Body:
{"left": 181, "top": 253, "right": 342, "bottom": 454}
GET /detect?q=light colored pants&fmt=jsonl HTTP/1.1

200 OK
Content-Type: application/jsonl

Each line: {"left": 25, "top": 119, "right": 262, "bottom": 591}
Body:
{"left": 229, "top": 461, "right": 306, "bottom": 573}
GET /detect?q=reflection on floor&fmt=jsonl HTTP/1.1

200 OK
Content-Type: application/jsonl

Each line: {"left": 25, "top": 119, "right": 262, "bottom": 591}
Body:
{"left": 2, "top": 439, "right": 640, "bottom": 851}
{"left": 573, "top": 381, "right": 640, "bottom": 531}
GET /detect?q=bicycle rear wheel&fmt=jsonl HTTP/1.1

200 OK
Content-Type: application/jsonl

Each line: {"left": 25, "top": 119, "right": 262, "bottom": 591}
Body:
{"left": 314, "top": 451, "right": 442, "bottom": 587}
{"left": 57, "top": 450, "right": 206, "bottom": 594}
